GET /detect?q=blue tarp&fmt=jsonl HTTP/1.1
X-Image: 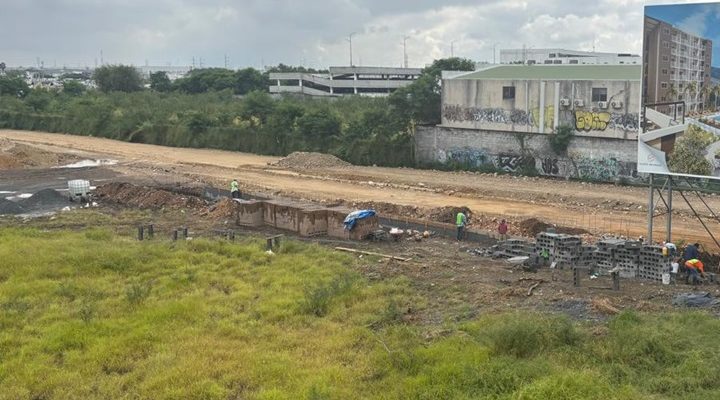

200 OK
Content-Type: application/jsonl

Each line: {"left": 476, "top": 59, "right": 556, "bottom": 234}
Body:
{"left": 343, "top": 209, "right": 376, "bottom": 231}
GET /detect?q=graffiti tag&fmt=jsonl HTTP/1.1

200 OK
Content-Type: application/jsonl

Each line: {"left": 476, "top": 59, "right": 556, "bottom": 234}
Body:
{"left": 541, "top": 158, "right": 559, "bottom": 175}
{"left": 575, "top": 111, "right": 610, "bottom": 131}
{"left": 442, "top": 105, "right": 535, "bottom": 126}
{"left": 494, "top": 153, "right": 527, "bottom": 173}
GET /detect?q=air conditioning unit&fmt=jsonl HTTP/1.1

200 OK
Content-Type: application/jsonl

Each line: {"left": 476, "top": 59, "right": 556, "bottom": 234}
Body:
{"left": 598, "top": 101, "right": 608, "bottom": 109}
{"left": 573, "top": 99, "right": 584, "bottom": 107}
{"left": 559, "top": 98, "right": 571, "bottom": 106}
{"left": 611, "top": 100, "right": 624, "bottom": 109}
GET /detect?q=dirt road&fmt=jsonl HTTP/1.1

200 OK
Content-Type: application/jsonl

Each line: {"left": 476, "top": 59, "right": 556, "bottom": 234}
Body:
{"left": 2, "top": 129, "right": 719, "bottom": 248}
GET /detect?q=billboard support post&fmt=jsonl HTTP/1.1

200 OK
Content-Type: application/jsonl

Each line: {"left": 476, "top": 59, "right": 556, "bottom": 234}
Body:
{"left": 647, "top": 173, "right": 654, "bottom": 243}
{"left": 666, "top": 176, "right": 672, "bottom": 243}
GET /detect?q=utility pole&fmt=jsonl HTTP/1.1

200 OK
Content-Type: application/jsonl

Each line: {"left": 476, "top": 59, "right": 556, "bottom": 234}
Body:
{"left": 224, "top": 54, "right": 229, "bottom": 69}
{"left": 451, "top": 40, "right": 457, "bottom": 58}
{"left": 100, "top": 49, "right": 104, "bottom": 66}
{"left": 493, "top": 42, "right": 499, "bottom": 64}
{"left": 402, "top": 35, "right": 410, "bottom": 68}
{"left": 347, "top": 32, "right": 355, "bottom": 66}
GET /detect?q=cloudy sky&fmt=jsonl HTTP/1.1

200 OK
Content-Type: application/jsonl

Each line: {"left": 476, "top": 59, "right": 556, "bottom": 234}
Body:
{"left": 0, "top": 0, "right": 704, "bottom": 69}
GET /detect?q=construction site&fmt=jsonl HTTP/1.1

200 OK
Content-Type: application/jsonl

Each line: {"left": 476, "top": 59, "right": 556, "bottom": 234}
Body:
{"left": 2, "top": 128, "right": 719, "bottom": 314}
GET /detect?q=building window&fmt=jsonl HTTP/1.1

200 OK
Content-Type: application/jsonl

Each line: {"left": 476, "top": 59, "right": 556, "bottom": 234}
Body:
{"left": 544, "top": 60, "right": 553, "bottom": 64}
{"left": 662, "top": 56, "right": 669, "bottom": 61}
{"left": 553, "top": 60, "right": 562, "bottom": 64}
{"left": 549, "top": 53, "right": 556, "bottom": 58}
{"left": 502, "top": 86, "right": 515, "bottom": 100}
{"left": 662, "top": 69, "right": 668, "bottom": 75}
{"left": 661, "top": 97, "right": 666, "bottom": 101}
{"left": 663, "top": 41, "right": 670, "bottom": 48}
{"left": 592, "top": 88, "right": 607, "bottom": 102}
{"left": 569, "top": 60, "right": 579, "bottom": 64}
{"left": 661, "top": 82, "right": 668, "bottom": 89}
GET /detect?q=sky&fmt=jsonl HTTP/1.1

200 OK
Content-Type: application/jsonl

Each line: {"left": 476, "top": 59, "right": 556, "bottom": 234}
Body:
{"left": 646, "top": 1, "right": 720, "bottom": 67}
{"left": 0, "top": 0, "right": 708, "bottom": 69}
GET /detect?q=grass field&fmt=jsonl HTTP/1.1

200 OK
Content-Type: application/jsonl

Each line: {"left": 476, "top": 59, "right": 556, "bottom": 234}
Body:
{"left": 1, "top": 227, "right": 720, "bottom": 399}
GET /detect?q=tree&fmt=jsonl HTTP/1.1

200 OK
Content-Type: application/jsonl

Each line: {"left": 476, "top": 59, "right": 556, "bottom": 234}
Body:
{"left": 0, "top": 62, "right": 6, "bottom": 75}
{"left": 700, "top": 84, "right": 713, "bottom": 112}
{"left": 62, "top": 80, "right": 85, "bottom": 96}
{"left": 684, "top": 81, "right": 697, "bottom": 112}
{"left": 668, "top": 125, "right": 714, "bottom": 175}
{"left": 235, "top": 68, "right": 268, "bottom": 95}
{"left": 389, "top": 57, "right": 475, "bottom": 125}
{"left": 241, "top": 90, "right": 275, "bottom": 123}
{"left": 93, "top": 65, "right": 143, "bottom": 92}
{"left": 174, "top": 68, "right": 236, "bottom": 93}
{"left": 24, "top": 88, "right": 53, "bottom": 111}
{"left": 296, "top": 108, "right": 341, "bottom": 152}
{"left": 0, "top": 76, "right": 29, "bottom": 97}
{"left": 149, "top": 71, "right": 172, "bottom": 92}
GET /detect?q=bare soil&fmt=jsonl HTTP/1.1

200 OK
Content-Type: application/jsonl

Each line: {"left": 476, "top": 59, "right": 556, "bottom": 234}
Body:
{"left": 1, "top": 129, "right": 719, "bottom": 249}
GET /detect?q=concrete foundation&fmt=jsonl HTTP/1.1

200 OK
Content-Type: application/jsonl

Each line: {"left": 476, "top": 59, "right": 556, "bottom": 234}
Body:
{"left": 327, "top": 207, "right": 353, "bottom": 239}
{"left": 299, "top": 207, "right": 328, "bottom": 237}
{"left": 237, "top": 200, "right": 264, "bottom": 227}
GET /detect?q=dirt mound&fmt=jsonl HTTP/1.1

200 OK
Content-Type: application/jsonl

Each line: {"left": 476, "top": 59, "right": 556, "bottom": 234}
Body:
{"left": 518, "top": 217, "right": 589, "bottom": 237}
{"left": 0, "top": 139, "right": 79, "bottom": 170}
{"left": 19, "top": 189, "right": 68, "bottom": 210}
{"left": 427, "top": 206, "right": 472, "bottom": 224}
{"left": 275, "top": 152, "right": 350, "bottom": 169}
{"left": 95, "top": 182, "right": 208, "bottom": 210}
{"left": 208, "top": 198, "right": 241, "bottom": 221}
{"left": 0, "top": 199, "right": 25, "bottom": 215}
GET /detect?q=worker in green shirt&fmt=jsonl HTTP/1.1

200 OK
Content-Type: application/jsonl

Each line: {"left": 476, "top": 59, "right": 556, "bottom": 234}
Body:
{"left": 456, "top": 211, "right": 467, "bottom": 241}
{"left": 230, "top": 179, "right": 240, "bottom": 199}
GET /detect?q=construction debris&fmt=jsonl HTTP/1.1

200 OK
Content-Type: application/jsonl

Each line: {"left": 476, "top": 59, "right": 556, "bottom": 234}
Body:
{"left": 274, "top": 152, "right": 350, "bottom": 169}
{"left": 334, "top": 247, "right": 411, "bottom": 262}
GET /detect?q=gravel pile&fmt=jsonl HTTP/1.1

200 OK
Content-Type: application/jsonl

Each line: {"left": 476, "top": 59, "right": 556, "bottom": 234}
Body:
{"left": 19, "top": 189, "right": 68, "bottom": 211}
{"left": 0, "top": 199, "right": 25, "bottom": 215}
{"left": 274, "top": 152, "right": 350, "bottom": 169}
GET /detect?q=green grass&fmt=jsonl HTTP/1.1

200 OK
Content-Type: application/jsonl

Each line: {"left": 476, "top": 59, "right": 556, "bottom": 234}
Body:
{"left": 1, "top": 227, "right": 720, "bottom": 399}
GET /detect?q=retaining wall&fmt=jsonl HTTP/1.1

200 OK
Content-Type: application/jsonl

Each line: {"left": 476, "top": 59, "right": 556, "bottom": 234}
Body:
{"left": 415, "top": 125, "right": 639, "bottom": 181}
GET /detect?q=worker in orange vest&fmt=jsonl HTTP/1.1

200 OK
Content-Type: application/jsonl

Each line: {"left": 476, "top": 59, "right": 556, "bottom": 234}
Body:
{"left": 684, "top": 259, "right": 705, "bottom": 285}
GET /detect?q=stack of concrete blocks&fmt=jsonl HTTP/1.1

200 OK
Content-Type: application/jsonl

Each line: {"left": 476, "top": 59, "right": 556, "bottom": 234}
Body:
{"left": 499, "top": 238, "right": 533, "bottom": 257}
{"left": 638, "top": 245, "right": 670, "bottom": 282}
{"left": 536, "top": 232, "right": 581, "bottom": 267}
{"left": 614, "top": 241, "right": 641, "bottom": 278}
{"left": 326, "top": 207, "right": 379, "bottom": 240}
{"left": 578, "top": 245, "right": 597, "bottom": 267}
{"left": 594, "top": 239, "right": 624, "bottom": 274}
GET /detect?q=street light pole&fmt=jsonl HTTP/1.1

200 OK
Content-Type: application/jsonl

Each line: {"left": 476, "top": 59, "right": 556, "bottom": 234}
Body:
{"left": 402, "top": 35, "right": 410, "bottom": 68}
{"left": 450, "top": 40, "right": 457, "bottom": 58}
{"left": 493, "top": 42, "right": 499, "bottom": 64}
{"left": 347, "top": 32, "right": 355, "bottom": 66}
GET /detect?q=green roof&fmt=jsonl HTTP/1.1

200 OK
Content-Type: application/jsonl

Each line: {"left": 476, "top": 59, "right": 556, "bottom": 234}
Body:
{"left": 453, "top": 64, "right": 641, "bottom": 81}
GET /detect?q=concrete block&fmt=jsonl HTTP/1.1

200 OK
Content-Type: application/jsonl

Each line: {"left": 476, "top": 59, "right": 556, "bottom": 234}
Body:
{"left": 327, "top": 207, "right": 352, "bottom": 239}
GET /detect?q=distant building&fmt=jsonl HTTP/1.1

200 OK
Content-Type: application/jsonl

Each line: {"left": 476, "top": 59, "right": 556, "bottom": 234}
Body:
{"left": 269, "top": 66, "right": 422, "bottom": 97}
{"left": 500, "top": 48, "right": 640, "bottom": 66}
{"left": 136, "top": 66, "right": 192, "bottom": 81}
{"left": 643, "top": 16, "right": 713, "bottom": 113}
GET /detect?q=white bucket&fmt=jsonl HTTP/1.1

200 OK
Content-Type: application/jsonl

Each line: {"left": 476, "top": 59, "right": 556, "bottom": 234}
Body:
{"left": 662, "top": 273, "right": 671, "bottom": 285}
{"left": 671, "top": 262, "right": 679, "bottom": 274}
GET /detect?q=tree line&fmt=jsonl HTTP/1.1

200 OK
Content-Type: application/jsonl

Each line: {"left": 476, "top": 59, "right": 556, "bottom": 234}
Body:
{"left": 0, "top": 59, "right": 476, "bottom": 167}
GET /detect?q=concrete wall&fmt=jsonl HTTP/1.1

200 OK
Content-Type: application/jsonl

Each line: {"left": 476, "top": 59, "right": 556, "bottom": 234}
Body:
{"left": 416, "top": 125, "right": 638, "bottom": 181}
{"left": 441, "top": 78, "right": 640, "bottom": 140}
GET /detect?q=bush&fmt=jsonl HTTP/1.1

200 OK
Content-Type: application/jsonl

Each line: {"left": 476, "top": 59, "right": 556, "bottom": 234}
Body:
{"left": 549, "top": 124, "right": 575, "bottom": 155}
{"left": 126, "top": 282, "right": 152, "bottom": 306}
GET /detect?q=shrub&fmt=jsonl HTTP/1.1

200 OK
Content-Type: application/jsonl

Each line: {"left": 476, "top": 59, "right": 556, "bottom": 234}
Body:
{"left": 549, "top": 124, "right": 575, "bottom": 155}
{"left": 126, "top": 282, "right": 152, "bottom": 306}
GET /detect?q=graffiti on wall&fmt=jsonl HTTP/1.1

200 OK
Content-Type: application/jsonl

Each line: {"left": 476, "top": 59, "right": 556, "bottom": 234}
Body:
{"left": 443, "top": 105, "right": 535, "bottom": 126}
{"left": 442, "top": 147, "right": 489, "bottom": 168}
{"left": 531, "top": 106, "right": 554, "bottom": 130}
{"left": 494, "top": 153, "right": 528, "bottom": 173}
{"left": 541, "top": 158, "right": 559, "bottom": 175}
{"left": 573, "top": 156, "right": 638, "bottom": 180}
{"left": 575, "top": 111, "right": 639, "bottom": 132}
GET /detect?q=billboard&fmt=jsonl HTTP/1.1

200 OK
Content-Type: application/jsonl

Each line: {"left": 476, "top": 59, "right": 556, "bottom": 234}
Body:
{"left": 639, "top": 2, "right": 720, "bottom": 179}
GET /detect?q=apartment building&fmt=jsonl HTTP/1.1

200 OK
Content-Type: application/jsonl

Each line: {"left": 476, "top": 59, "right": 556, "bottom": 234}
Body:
{"left": 643, "top": 16, "right": 713, "bottom": 113}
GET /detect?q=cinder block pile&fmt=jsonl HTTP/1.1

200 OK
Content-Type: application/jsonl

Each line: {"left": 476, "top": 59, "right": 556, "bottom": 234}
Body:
{"left": 638, "top": 245, "right": 671, "bottom": 281}
{"left": 536, "top": 232, "right": 581, "bottom": 267}
{"left": 594, "top": 239, "right": 625, "bottom": 273}
{"left": 498, "top": 238, "right": 533, "bottom": 257}
{"left": 614, "top": 240, "right": 641, "bottom": 278}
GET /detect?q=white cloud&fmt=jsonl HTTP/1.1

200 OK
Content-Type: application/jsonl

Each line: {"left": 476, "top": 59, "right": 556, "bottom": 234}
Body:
{"left": 0, "top": 0, "right": 656, "bottom": 68}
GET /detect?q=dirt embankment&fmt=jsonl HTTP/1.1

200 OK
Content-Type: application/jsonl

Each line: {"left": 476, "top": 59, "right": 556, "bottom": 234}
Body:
{"left": 273, "top": 152, "right": 350, "bottom": 169}
{"left": 95, "top": 182, "right": 209, "bottom": 210}
{"left": 0, "top": 138, "right": 79, "bottom": 170}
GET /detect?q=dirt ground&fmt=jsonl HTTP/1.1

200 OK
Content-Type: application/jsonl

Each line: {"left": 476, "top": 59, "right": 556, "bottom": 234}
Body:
{"left": 1, "top": 129, "right": 720, "bottom": 249}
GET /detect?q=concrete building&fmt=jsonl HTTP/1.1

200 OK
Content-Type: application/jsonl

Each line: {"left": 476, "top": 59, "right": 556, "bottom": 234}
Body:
{"left": 643, "top": 16, "right": 713, "bottom": 113}
{"left": 441, "top": 64, "right": 641, "bottom": 139}
{"left": 416, "top": 64, "right": 643, "bottom": 181}
{"left": 269, "top": 66, "right": 422, "bottom": 96}
{"left": 136, "top": 66, "right": 192, "bottom": 81}
{"left": 500, "top": 48, "right": 640, "bottom": 66}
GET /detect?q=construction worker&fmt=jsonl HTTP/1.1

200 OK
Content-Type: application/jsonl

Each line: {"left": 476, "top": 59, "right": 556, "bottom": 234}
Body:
{"left": 456, "top": 211, "right": 467, "bottom": 241}
{"left": 230, "top": 179, "right": 240, "bottom": 199}
{"left": 683, "top": 242, "right": 700, "bottom": 261}
{"left": 684, "top": 259, "right": 705, "bottom": 285}
{"left": 498, "top": 219, "right": 508, "bottom": 241}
